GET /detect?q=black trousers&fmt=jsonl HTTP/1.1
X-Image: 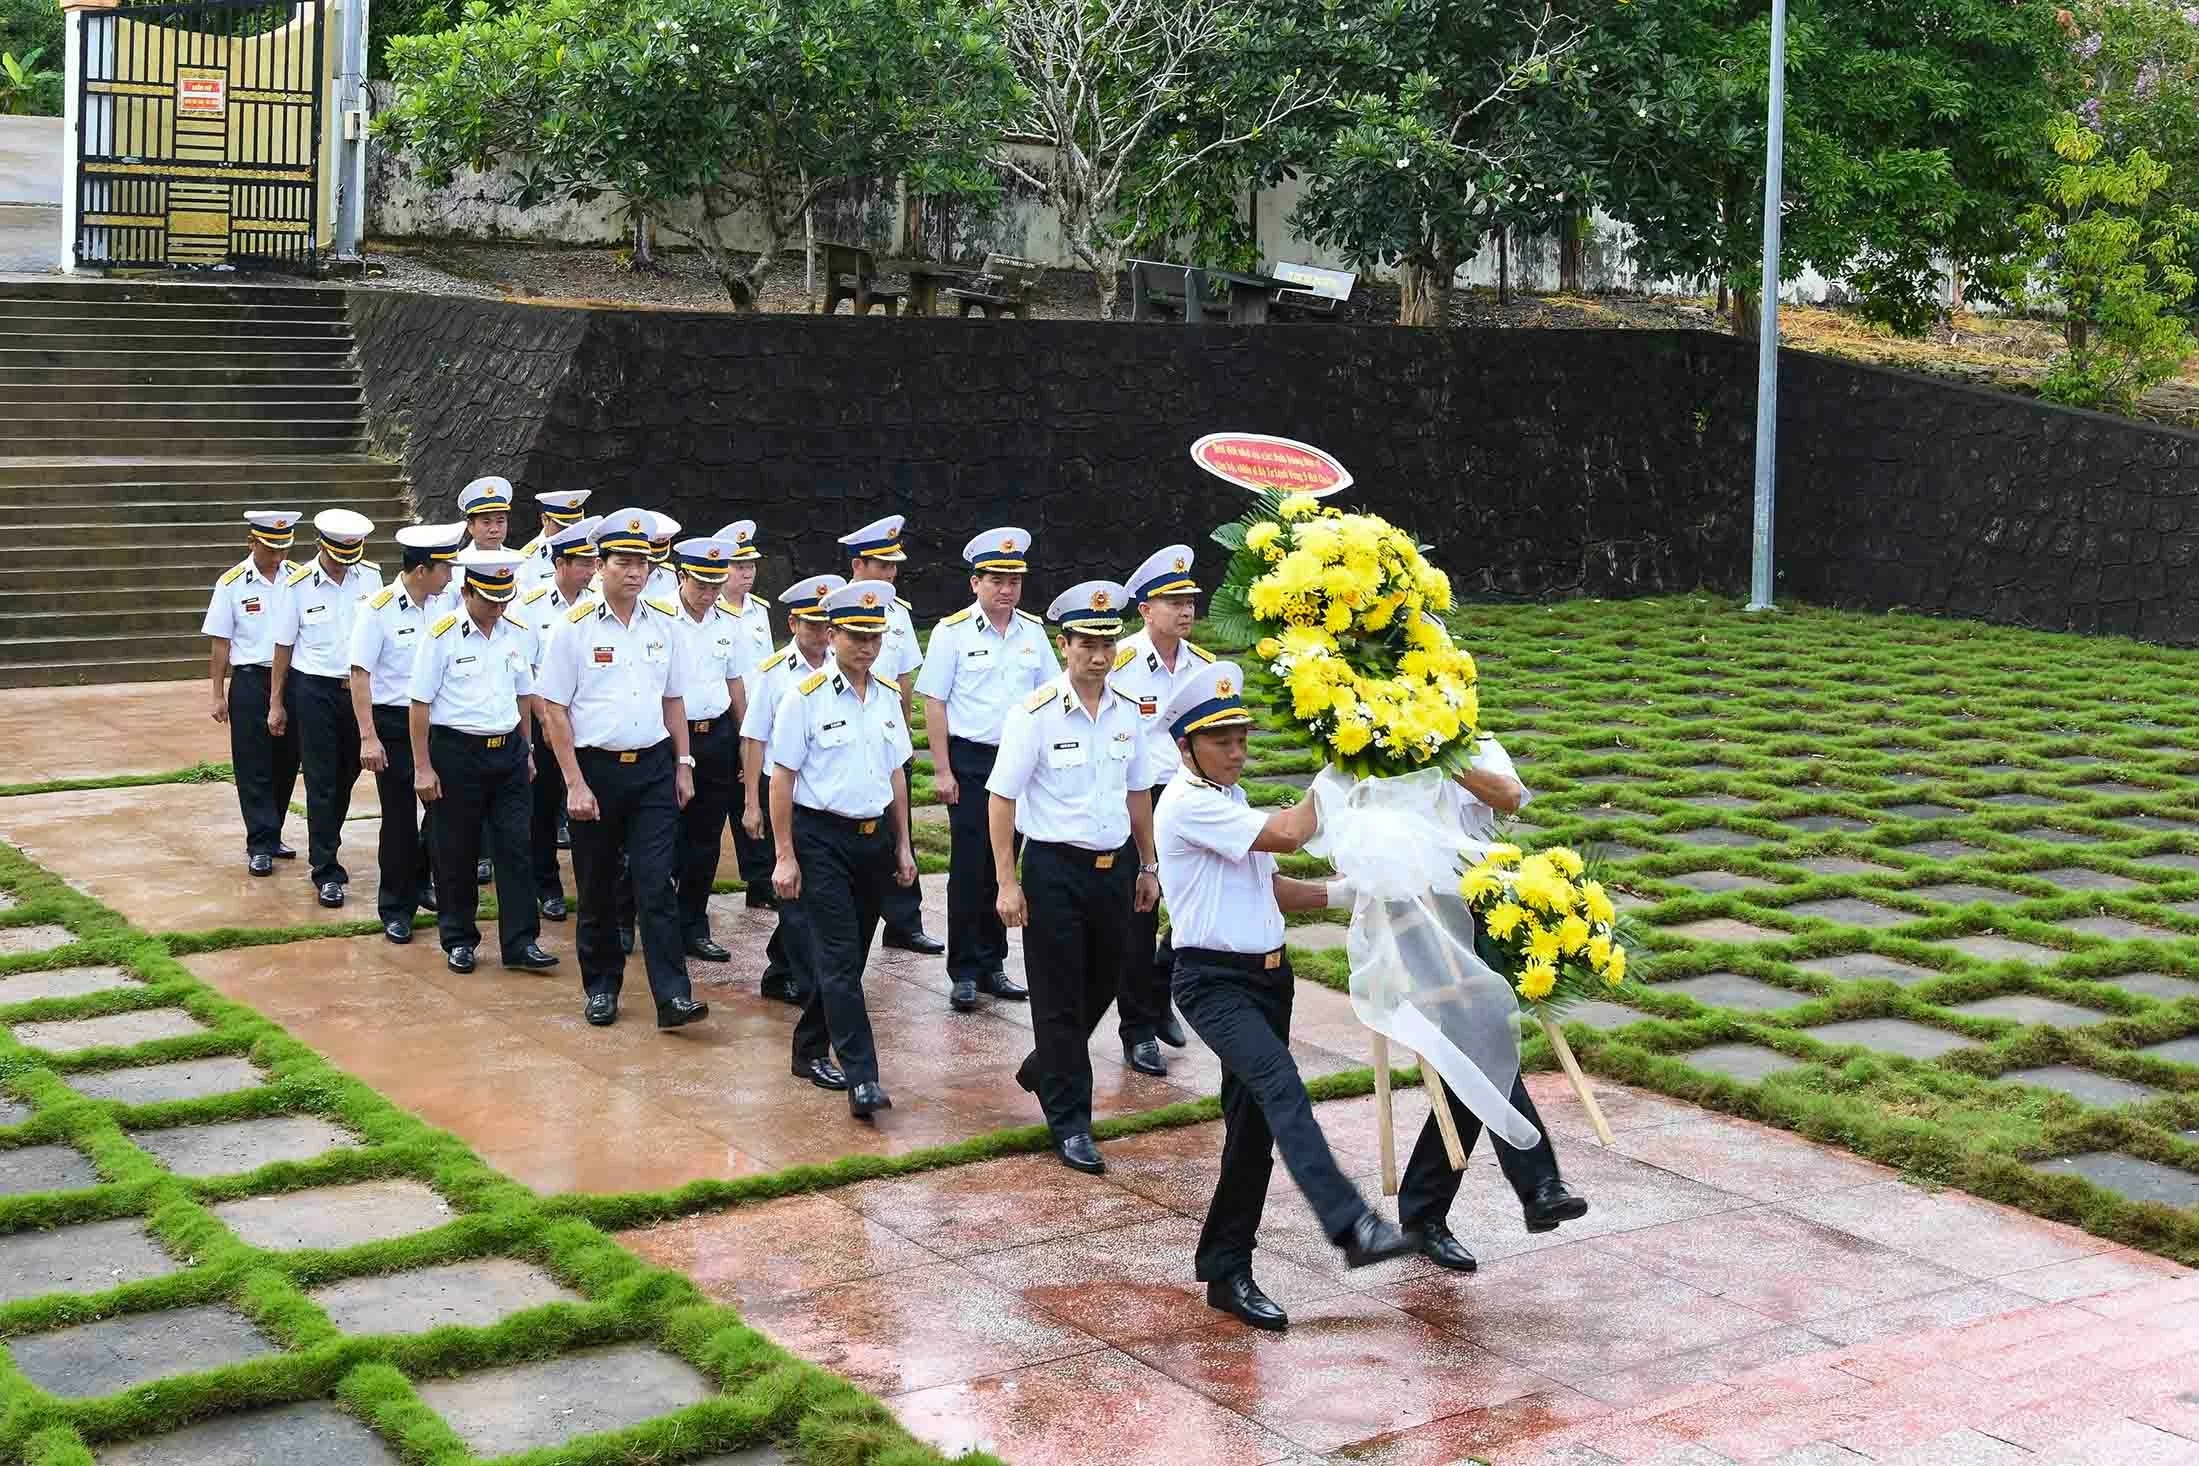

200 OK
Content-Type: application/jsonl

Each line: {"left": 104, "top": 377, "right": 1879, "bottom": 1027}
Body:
{"left": 750, "top": 796, "right": 813, "bottom": 996}
{"left": 1014, "top": 840, "right": 1132, "bottom": 1139}
{"left": 529, "top": 722, "right": 566, "bottom": 903}
{"left": 1398, "top": 1072, "right": 1563, "bottom": 1228}
{"left": 570, "top": 741, "right": 691, "bottom": 1006}
{"left": 226, "top": 663, "right": 299, "bottom": 857}
{"left": 1174, "top": 947, "right": 1366, "bottom": 1281}
{"left": 368, "top": 704, "right": 433, "bottom": 924}
{"left": 789, "top": 806, "right": 891, "bottom": 1085}
{"left": 425, "top": 726, "right": 538, "bottom": 961}
{"left": 293, "top": 672, "right": 360, "bottom": 887}
{"left": 726, "top": 755, "right": 774, "bottom": 889}
{"left": 880, "top": 755, "right": 926, "bottom": 937}
{"left": 946, "top": 736, "right": 1015, "bottom": 983}
{"left": 676, "top": 716, "right": 739, "bottom": 939}
{"left": 1118, "top": 780, "right": 1172, "bottom": 1045}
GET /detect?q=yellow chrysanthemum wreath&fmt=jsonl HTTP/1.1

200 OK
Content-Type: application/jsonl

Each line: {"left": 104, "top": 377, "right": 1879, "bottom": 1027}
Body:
{"left": 1456, "top": 844, "right": 1637, "bottom": 1016}
{"left": 1210, "top": 492, "right": 1480, "bottom": 779}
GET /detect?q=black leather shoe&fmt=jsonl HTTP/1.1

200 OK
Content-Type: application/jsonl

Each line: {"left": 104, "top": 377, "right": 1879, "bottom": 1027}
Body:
{"left": 1522, "top": 1179, "right": 1589, "bottom": 1233}
{"left": 1125, "top": 1039, "right": 1167, "bottom": 1077}
{"left": 1205, "top": 1272, "right": 1287, "bottom": 1332}
{"left": 539, "top": 894, "right": 568, "bottom": 921}
{"left": 656, "top": 996, "right": 710, "bottom": 1029}
{"left": 585, "top": 993, "right": 618, "bottom": 1026}
{"left": 618, "top": 927, "right": 635, "bottom": 955}
{"left": 686, "top": 935, "right": 731, "bottom": 962}
{"left": 1419, "top": 1220, "right": 1479, "bottom": 1273}
{"left": 445, "top": 945, "right": 476, "bottom": 974}
{"left": 317, "top": 881, "right": 346, "bottom": 908}
{"left": 1340, "top": 1211, "right": 1415, "bottom": 1269}
{"left": 745, "top": 889, "right": 776, "bottom": 910}
{"left": 1157, "top": 1011, "right": 1188, "bottom": 1048}
{"left": 503, "top": 943, "right": 559, "bottom": 971}
{"left": 1056, "top": 1132, "right": 1105, "bottom": 1174}
{"left": 979, "top": 970, "right": 1027, "bottom": 1000}
{"left": 383, "top": 920, "right": 412, "bottom": 945}
{"left": 475, "top": 858, "right": 493, "bottom": 885}
{"left": 796, "top": 1057, "right": 849, "bottom": 1090}
{"left": 884, "top": 928, "right": 945, "bottom": 954}
{"left": 760, "top": 975, "right": 802, "bottom": 1005}
{"left": 949, "top": 978, "right": 979, "bottom": 1012}
{"left": 273, "top": 842, "right": 297, "bottom": 860}
{"left": 849, "top": 1081, "right": 893, "bottom": 1118}
{"left": 555, "top": 815, "right": 571, "bottom": 851}
{"left": 247, "top": 852, "right": 274, "bottom": 877}
{"left": 417, "top": 884, "right": 438, "bottom": 914}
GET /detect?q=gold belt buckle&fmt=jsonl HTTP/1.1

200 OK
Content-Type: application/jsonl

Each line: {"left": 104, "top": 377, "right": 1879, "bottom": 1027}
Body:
{"left": 1263, "top": 950, "right": 1282, "bottom": 970}
{"left": 618, "top": 751, "right": 639, "bottom": 764}
{"left": 1094, "top": 853, "right": 1115, "bottom": 870}
{"left": 857, "top": 819, "right": 879, "bottom": 835}
{"left": 484, "top": 735, "right": 506, "bottom": 749}
{"left": 693, "top": 719, "right": 712, "bottom": 733}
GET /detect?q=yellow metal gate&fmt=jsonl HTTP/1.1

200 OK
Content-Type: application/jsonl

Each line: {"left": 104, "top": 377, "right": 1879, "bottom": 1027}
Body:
{"left": 74, "top": 0, "right": 326, "bottom": 271}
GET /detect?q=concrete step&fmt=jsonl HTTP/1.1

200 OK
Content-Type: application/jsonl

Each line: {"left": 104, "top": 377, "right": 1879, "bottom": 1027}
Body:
{"left": 0, "top": 542, "right": 266, "bottom": 572}
{"left": 0, "top": 382, "right": 362, "bottom": 407}
{"left": 0, "top": 605, "right": 221, "bottom": 637}
{"left": 0, "top": 281, "right": 348, "bottom": 308}
{"left": 0, "top": 456, "right": 400, "bottom": 487}
{"left": 0, "top": 494, "right": 401, "bottom": 527}
{"left": 0, "top": 298, "right": 348, "bottom": 322}
{"left": 0, "top": 628, "right": 206, "bottom": 667}
{"left": 5, "top": 414, "right": 365, "bottom": 437}
{"left": 0, "top": 396, "right": 364, "bottom": 423}
{"left": 0, "top": 313, "right": 351, "bottom": 340}
{"left": 0, "top": 566, "right": 248, "bottom": 594}
{"left": 0, "top": 366, "right": 362, "bottom": 390}
{"left": 0, "top": 480, "right": 407, "bottom": 509}
{"left": 0, "top": 344, "right": 352, "bottom": 370}
{"left": 0, "top": 653, "right": 205, "bottom": 689}
{"left": 6, "top": 435, "right": 370, "bottom": 457}
{"left": 22, "top": 583, "right": 242, "bottom": 613}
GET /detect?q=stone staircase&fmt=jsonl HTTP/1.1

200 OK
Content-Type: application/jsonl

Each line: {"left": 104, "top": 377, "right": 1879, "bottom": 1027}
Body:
{"left": 0, "top": 280, "right": 413, "bottom": 688}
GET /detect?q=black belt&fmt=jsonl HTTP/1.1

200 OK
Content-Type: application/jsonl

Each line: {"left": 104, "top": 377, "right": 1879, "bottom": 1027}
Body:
{"left": 690, "top": 717, "right": 728, "bottom": 734}
{"left": 579, "top": 743, "right": 663, "bottom": 765}
{"left": 948, "top": 735, "right": 999, "bottom": 752}
{"left": 431, "top": 727, "right": 520, "bottom": 748}
{"left": 1029, "top": 838, "right": 1124, "bottom": 869}
{"left": 1180, "top": 945, "right": 1288, "bottom": 973}
{"left": 231, "top": 662, "right": 273, "bottom": 674}
{"left": 796, "top": 805, "right": 887, "bottom": 835}
{"left": 297, "top": 671, "right": 350, "bottom": 686}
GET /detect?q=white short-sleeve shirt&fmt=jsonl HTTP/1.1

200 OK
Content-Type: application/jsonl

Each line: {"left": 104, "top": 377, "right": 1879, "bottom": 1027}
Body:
{"left": 534, "top": 597, "right": 691, "bottom": 751}
{"left": 914, "top": 604, "right": 1059, "bottom": 746}
{"left": 1155, "top": 773, "right": 1282, "bottom": 954}
{"left": 349, "top": 582, "right": 435, "bottom": 707}
{"left": 1435, "top": 736, "right": 1531, "bottom": 843}
{"left": 987, "top": 676, "right": 1156, "bottom": 851}
{"left": 722, "top": 592, "right": 776, "bottom": 671}
{"left": 876, "top": 594, "right": 923, "bottom": 682}
{"left": 740, "top": 644, "right": 833, "bottom": 747}
{"left": 670, "top": 600, "right": 755, "bottom": 723}
{"left": 272, "top": 560, "right": 384, "bottom": 679}
{"left": 766, "top": 669, "right": 913, "bottom": 820}
{"left": 1108, "top": 630, "right": 1214, "bottom": 788}
{"left": 409, "top": 609, "right": 534, "bottom": 736}
{"left": 201, "top": 558, "right": 293, "bottom": 667}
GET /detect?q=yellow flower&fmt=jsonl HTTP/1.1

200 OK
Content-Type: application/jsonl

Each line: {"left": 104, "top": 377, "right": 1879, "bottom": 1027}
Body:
{"left": 1289, "top": 665, "right": 1333, "bottom": 719}
{"left": 1323, "top": 600, "right": 1354, "bottom": 633}
{"left": 1484, "top": 901, "right": 1527, "bottom": 939}
{"left": 1330, "top": 715, "right": 1372, "bottom": 756}
{"left": 1513, "top": 854, "right": 1575, "bottom": 914}
{"left": 1484, "top": 843, "right": 1523, "bottom": 865}
{"left": 1548, "top": 847, "right": 1585, "bottom": 878}
{"left": 1525, "top": 924, "right": 1562, "bottom": 966}
{"left": 1256, "top": 636, "right": 1281, "bottom": 659}
{"left": 1245, "top": 521, "right": 1282, "bottom": 558}
{"left": 1279, "top": 493, "right": 1319, "bottom": 520}
{"left": 1518, "top": 962, "right": 1558, "bottom": 1001}
{"left": 1557, "top": 913, "right": 1593, "bottom": 956}
{"left": 1278, "top": 625, "right": 1337, "bottom": 660}
{"left": 1586, "top": 932, "right": 1614, "bottom": 971}
{"left": 1248, "top": 579, "right": 1286, "bottom": 620}
{"left": 1580, "top": 880, "right": 1616, "bottom": 926}
{"left": 1272, "top": 550, "right": 1324, "bottom": 597}
{"left": 1459, "top": 865, "right": 1503, "bottom": 904}
{"left": 1599, "top": 945, "right": 1628, "bottom": 985}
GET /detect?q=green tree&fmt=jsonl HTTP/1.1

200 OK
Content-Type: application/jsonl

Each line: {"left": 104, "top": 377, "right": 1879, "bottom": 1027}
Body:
{"left": 2052, "top": 1, "right": 2199, "bottom": 228}
{"left": 379, "top": 0, "right": 1018, "bottom": 309}
{"left": 2024, "top": 113, "right": 2197, "bottom": 411}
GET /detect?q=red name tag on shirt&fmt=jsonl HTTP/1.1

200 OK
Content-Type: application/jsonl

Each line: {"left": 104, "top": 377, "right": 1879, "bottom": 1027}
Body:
{"left": 1138, "top": 697, "right": 1157, "bottom": 715}
{"left": 241, "top": 598, "right": 262, "bottom": 614}
{"left": 592, "top": 646, "right": 615, "bottom": 665}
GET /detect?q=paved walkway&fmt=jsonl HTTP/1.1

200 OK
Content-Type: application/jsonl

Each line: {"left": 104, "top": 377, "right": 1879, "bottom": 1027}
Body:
{"left": 0, "top": 115, "right": 60, "bottom": 274}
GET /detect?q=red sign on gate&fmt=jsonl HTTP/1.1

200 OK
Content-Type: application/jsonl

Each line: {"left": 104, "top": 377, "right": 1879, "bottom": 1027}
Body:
{"left": 176, "top": 72, "right": 227, "bottom": 117}
{"left": 1189, "top": 432, "right": 1353, "bottom": 497}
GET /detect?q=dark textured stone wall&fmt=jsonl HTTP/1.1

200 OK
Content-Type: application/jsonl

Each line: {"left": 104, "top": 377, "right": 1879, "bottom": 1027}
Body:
{"left": 347, "top": 290, "right": 1754, "bottom": 610}
{"left": 1772, "top": 352, "right": 2199, "bottom": 641}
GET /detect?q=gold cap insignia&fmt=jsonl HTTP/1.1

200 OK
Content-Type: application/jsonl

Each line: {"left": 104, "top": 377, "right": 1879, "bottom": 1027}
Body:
{"left": 1215, "top": 677, "right": 1234, "bottom": 697}
{"left": 736, "top": 529, "right": 752, "bottom": 542}
{"left": 1089, "top": 590, "right": 1110, "bottom": 610}
{"left": 861, "top": 590, "right": 879, "bottom": 607}
{"left": 813, "top": 582, "right": 829, "bottom": 596}
{"left": 1173, "top": 557, "right": 1186, "bottom": 572}
{"left": 708, "top": 546, "right": 723, "bottom": 560}
{"left": 627, "top": 517, "right": 642, "bottom": 531}
{"left": 1000, "top": 536, "right": 1016, "bottom": 552}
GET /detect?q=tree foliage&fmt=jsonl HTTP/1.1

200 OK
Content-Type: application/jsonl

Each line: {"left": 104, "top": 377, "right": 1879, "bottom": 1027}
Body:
{"left": 378, "top": 0, "right": 1018, "bottom": 309}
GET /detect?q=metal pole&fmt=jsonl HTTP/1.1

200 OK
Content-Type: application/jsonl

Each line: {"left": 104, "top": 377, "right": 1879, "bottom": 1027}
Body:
{"left": 333, "top": 0, "right": 368, "bottom": 259}
{"left": 1746, "top": 0, "right": 1787, "bottom": 612}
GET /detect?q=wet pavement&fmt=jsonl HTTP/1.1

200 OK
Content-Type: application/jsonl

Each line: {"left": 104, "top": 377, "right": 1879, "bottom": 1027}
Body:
{"left": 0, "top": 681, "right": 229, "bottom": 784}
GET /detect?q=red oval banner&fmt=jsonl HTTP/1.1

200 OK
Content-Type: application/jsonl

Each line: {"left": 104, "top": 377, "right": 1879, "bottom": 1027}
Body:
{"left": 1190, "top": 433, "right": 1354, "bottom": 498}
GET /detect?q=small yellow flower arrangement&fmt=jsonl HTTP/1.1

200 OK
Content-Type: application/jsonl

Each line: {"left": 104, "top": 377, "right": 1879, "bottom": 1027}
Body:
{"left": 1455, "top": 844, "right": 1637, "bottom": 1019}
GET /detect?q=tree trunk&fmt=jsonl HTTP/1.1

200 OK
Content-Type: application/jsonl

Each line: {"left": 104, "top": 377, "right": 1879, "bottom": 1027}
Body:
{"left": 1948, "top": 263, "right": 1965, "bottom": 313}
{"left": 1730, "top": 286, "right": 1758, "bottom": 339}
{"left": 1397, "top": 251, "right": 1456, "bottom": 326}
{"left": 633, "top": 214, "right": 656, "bottom": 270}
{"left": 2067, "top": 315, "right": 2088, "bottom": 352}
{"left": 1558, "top": 213, "right": 1584, "bottom": 294}
{"left": 1717, "top": 280, "right": 1729, "bottom": 315}
{"left": 1089, "top": 238, "right": 1126, "bottom": 320}
{"left": 1497, "top": 230, "right": 1510, "bottom": 307}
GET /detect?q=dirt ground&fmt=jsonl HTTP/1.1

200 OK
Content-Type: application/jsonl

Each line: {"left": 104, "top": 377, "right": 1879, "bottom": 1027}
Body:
{"left": 357, "top": 237, "right": 2199, "bottom": 429}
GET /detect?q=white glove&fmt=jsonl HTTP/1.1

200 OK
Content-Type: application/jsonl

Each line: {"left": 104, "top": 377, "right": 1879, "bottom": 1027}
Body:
{"left": 1327, "top": 877, "right": 1359, "bottom": 910}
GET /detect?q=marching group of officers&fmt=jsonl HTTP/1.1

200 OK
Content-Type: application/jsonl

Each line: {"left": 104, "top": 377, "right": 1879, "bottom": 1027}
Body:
{"left": 201, "top": 483, "right": 1588, "bottom": 1333}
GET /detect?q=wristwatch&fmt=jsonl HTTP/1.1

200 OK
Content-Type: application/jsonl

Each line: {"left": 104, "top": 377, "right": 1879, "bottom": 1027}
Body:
{"left": 676, "top": 755, "right": 697, "bottom": 768}
{"left": 1138, "top": 862, "right": 1159, "bottom": 875}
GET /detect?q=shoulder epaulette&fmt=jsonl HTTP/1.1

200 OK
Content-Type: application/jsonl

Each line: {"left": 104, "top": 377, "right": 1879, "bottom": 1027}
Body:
{"left": 285, "top": 564, "right": 314, "bottom": 586}
{"left": 895, "top": 596, "right": 912, "bottom": 610}
{"left": 644, "top": 597, "right": 678, "bottom": 617}
{"left": 566, "top": 600, "right": 596, "bottom": 624}
{"left": 1023, "top": 684, "right": 1055, "bottom": 713}
{"left": 430, "top": 614, "right": 458, "bottom": 638}
{"left": 941, "top": 607, "right": 974, "bottom": 627}
{"left": 520, "top": 535, "right": 545, "bottom": 554}
{"left": 759, "top": 647, "right": 790, "bottom": 673}
{"left": 369, "top": 587, "right": 396, "bottom": 609}
{"left": 504, "top": 613, "right": 529, "bottom": 631}
{"left": 522, "top": 586, "right": 551, "bottom": 605}
{"left": 1112, "top": 645, "right": 1138, "bottom": 671}
{"left": 1186, "top": 641, "right": 1215, "bottom": 663}
{"left": 1113, "top": 686, "right": 1142, "bottom": 705}
{"left": 1015, "top": 609, "right": 1042, "bottom": 623}
{"left": 878, "top": 673, "right": 900, "bottom": 693}
{"left": 218, "top": 565, "right": 246, "bottom": 588}
{"left": 360, "top": 561, "right": 380, "bottom": 577}
{"left": 798, "top": 669, "right": 830, "bottom": 695}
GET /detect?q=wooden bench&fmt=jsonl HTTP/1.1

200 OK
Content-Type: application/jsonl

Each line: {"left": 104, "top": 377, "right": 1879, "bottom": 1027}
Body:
{"left": 1269, "top": 261, "right": 1357, "bottom": 318}
{"left": 943, "top": 253, "right": 1046, "bottom": 318}
{"left": 1128, "top": 258, "right": 1226, "bottom": 323}
{"left": 820, "top": 242, "right": 903, "bottom": 316}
